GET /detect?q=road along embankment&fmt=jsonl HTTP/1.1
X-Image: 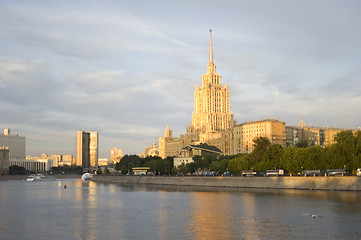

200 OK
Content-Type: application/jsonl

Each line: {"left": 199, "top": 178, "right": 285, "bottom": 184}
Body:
{"left": 92, "top": 175, "right": 361, "bottom": 191}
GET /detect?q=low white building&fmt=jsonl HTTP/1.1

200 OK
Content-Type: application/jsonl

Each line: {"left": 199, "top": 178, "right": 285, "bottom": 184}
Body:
{"left": 10, "top": 159, "right": 54, "bottom": 172}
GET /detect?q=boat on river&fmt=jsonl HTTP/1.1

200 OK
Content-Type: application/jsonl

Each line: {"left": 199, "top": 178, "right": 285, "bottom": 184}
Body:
{"left": 81, "top": 173, "right": 93, "bottom": 181}
{"left": 27, "top": 174, "right": 55, "bottom": 182}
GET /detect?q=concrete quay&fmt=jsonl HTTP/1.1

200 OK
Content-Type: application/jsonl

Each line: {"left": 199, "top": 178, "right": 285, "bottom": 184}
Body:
{"left": 92, "top": 175, "right": 361, "bottom": 191}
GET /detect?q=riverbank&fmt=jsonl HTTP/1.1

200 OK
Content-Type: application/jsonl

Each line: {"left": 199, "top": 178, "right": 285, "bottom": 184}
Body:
{"left": 0, "top": 174, "right": 81, "bottom": 181}
{"left": 92, "top": 175, "right": 361, "bottom": 191}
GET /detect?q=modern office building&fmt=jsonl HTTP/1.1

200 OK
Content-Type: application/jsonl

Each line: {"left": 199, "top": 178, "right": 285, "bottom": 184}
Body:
{"left": 76, "top": 131, "right": 98, "bottom": 169}
{"left": 0, "top": 128, "right": 26, "bottom": 160}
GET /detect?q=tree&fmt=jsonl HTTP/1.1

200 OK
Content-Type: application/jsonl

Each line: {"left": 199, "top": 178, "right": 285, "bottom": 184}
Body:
{"left": 228, "top": 154, "right": 250, "bottom": 175}
{"left": 177, "top": 163, "right": 188, "bottom": 175}
{"left": 296, "top": 140, "right": 309, "bottom": 148}
{"left": 280, "top": 146, "right": 300, "bottom": 174}
{"left": 256, "top": 144, "right": 283, "bottom": 172}
{"left": 115, "top": 155, "right": 144, "bottom": 173}
{"left": 332, "top": 130, "right": 358, "bottom": 170}
{"left": 9, "top": 165, "right": 26, "bottom": 175}
{"left": 250, "top": 137, "right": 271, "bottom": 163}
{"left": 209, "top": 158, "right": 229, "bottom": 174}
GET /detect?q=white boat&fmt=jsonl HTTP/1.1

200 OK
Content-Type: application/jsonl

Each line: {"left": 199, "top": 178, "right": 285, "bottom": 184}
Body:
{"left": 81, "top": 173, "right": 93, "bottom": 181}
{"left": 27, "top": 174, "right": 55, "bottom": 181}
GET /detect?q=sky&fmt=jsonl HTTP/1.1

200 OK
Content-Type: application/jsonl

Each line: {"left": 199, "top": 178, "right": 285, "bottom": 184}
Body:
{"left": 1, "top": 0, "right": 361, "bottom": 157}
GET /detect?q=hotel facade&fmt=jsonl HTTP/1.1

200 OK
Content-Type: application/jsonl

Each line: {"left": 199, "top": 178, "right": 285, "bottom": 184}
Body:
{"left": 158, "top": 31, "right": 354, "bottom": 159}
{"left": 159, "top": 31, "right": 286, "bottom": 158}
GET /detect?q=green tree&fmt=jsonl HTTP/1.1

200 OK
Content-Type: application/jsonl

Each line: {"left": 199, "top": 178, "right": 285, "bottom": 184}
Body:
{"left": 228, "top": 154, "right": 250, "bottom": 175}
{"left": 296, "top": 140, "right": 309, "bottom": 148}
{"left": 280, "top": 146, "right": 300, "bottom": 174}
{"left": 332, "top": 130, "right": 358, "bottom": 170}
{"left": 250, "top": 137, "right": 271, "bottom": 163}
{"left": 256, "top": 144, "right": 283, "bottom": 172}
{"left": 120, "top": 165, "right": 128, "bottom": 174}
{"left": 302, "top": 146, "right": 324, "bottom": 170}
{"left": 9, "top": 165, "right": 26, "bottom": 175}
{"left": 209, "top": 158, "right": 229, "bottom": 174}
{"left": 115, "top": 155, "right": 144, "bottom": 173}
{"left": 177, "top": 163, "right": 188, "bottom": 175}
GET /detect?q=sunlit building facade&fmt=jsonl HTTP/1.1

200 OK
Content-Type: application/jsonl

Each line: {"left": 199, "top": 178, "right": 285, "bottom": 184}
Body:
{"left": 27, "top": 154, "right": 73, "bottom": 167}
{"left": 109, "top": 147, "right": 124, "bottom": 164}
{"left": 233, "top": 119, "right": 286, "bottom": 154}
{"left": 76, "top": 131, "right": 98, "bottom": 169}
{"left": 0, "top": 128, "right": 26, "bottom": 160}
{"left": 10, "top": 159, "right": 53, "bottom": 172}
{"left": 286, "top": 119, "right": 347, "bottom": 147}
{"left": 192, "top": 30, "right": 235, "bottom": 141}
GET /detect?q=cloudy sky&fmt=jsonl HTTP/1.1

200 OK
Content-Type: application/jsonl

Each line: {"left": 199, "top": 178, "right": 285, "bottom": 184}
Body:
{"left": 1, "top": 0, "right": 361, "bottom": 157}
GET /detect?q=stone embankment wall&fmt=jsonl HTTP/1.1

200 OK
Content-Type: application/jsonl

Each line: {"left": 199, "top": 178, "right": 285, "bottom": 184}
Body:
{"left": 92, "top": 175, "right": 361, "bottom": 191}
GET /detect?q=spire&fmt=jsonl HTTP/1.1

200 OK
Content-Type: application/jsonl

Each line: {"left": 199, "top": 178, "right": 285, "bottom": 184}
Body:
{"left": 209, "top": 29, "right": 213, "bottom": 64}
{"left": 206, "top": 29, "right": 216, "bottom": 75}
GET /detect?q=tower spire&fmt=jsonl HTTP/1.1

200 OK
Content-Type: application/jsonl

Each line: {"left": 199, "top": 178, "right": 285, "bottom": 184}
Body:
{"left": 209, "top": 29, "right": 213, "bottom": 64}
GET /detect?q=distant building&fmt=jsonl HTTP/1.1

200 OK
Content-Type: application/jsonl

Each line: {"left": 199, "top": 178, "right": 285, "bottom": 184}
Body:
{"left": 98, "top": 158, "right": 109, "bottom": 166}
{"left": 10, "top": 159, "right": 53, "bottom": 172}
{"left": 286, "top": 119, "right": 347, "bottom": 147}
{"left": 174, "top": 144, "right": 222, "bottom": 167}
{"left": 109, "top": 147, "right": 124, "bottom": 164}
{"left": 0, "top": 147, "right": 10, "bottom": 175}
{"left": 61, "top": 155, "right": 73, "bottom": 166}
{"left": 76, "top": 131, "right": 98, "bottom": 169}
{"left": 27, "top": 154, "right": 73, "bottom": 167}
{"left": 140, "top": 143, "right": 159, "bottom": 157}
{"left": 233, "top": 119, "right": 286, "bottom": 154}
{"left": 0, "top": 128, "right": 26, "bottom": 160}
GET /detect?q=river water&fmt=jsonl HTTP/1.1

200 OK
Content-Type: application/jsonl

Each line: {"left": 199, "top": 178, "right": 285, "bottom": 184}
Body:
{"left": 0, "top": 178, "right": 360, "bottom": 240}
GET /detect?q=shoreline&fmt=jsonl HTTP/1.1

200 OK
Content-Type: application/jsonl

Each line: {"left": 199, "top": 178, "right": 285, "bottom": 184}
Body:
{"left": 0, "top": 174, "right": 81, "bottom": 181}
{"left": 92, "top": 175, "right": 361, "bottom": 191}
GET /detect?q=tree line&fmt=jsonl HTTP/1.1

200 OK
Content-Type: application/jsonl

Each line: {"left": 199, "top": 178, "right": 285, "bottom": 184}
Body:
{"left": 115, "top": 130, "right": 361, "bottom": 176}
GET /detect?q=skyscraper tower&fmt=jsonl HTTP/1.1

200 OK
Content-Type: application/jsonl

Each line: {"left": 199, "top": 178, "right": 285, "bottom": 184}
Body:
{"left": 76, "top": 131, "right": 98, "bottom": 169}
{"left": 191, "top": 30, "right": 234, "bottom": 137}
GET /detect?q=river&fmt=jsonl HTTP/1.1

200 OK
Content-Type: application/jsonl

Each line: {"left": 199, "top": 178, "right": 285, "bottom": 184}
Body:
{"left": 0, "top": 178, "right": 360, "bottom": 240}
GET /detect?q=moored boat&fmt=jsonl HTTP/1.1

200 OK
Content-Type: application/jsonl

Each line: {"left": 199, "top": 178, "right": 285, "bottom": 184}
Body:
{"left": 81, "top": 173, "right": 93, "bottom": 181}
{"left": 27, "top": 174, "right": 55, "bottom": 181}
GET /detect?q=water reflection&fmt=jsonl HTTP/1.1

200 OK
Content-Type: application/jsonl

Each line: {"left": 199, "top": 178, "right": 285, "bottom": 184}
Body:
{"left": 73, "top": 180, "right": 98, "bottom": 240}
{"left": 237, "top": 193, "right": 260, "bottom": 240}
{"left": 188, "top": 192, "right": 234, "bottom": 240}
{"left": 1, "top": 180, "right": 361, "bottom": 240}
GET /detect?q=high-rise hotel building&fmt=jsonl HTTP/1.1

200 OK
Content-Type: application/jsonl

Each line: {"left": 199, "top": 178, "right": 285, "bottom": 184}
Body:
{"left": 158, "top": 31, "right": 356, "bottom": 158}
{"left": 192, "top": 30, "right": 235, "bottom": 141}
{"left": 76, "top": 131, "right": 98, "bottom": 169}
{"left": 158, "top": 31, "right": 286, "bottom": 158}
